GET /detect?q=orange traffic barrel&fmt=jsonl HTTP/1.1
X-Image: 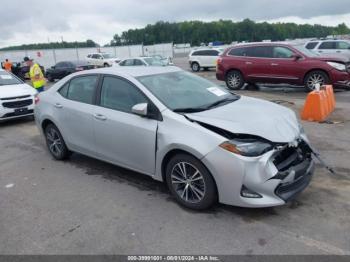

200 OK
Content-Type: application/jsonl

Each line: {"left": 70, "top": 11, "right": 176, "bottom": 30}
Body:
{"left": 301, "top": 90, "right": 328, "bottom": 122}
{"left": 324, "top": 85, "right": 336, "bottom": 112}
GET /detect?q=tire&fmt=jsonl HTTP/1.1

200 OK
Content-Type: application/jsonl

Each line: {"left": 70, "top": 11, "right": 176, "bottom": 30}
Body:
{"left": 225, "top": 70, "right": 245, "bottom": 90}
{"left": 304, "top": 70, "right": 330, "bottom": 92}
{"left": 44, "top": 124, "right": 70, "bottom": 160}
{"left": 103, "top": 63, "right": 109, "bottom": 67}
{"left": 165, "top": 154, "right": 217, "bottom": 210}
{"left": 191, "top": 62, "right": 200, "bottom": 72}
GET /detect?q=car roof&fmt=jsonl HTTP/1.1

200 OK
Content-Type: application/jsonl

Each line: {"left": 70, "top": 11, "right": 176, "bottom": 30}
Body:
{"left": 74, "top": 66, "right": 182, "bottom": 77}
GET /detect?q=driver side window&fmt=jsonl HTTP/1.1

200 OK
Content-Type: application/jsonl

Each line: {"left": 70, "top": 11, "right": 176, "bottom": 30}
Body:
{"left": 100, "top": 76, "right": 148, "bottom": 113}
{"left": 273, "top": 47, "right": 294, "bottom": 58}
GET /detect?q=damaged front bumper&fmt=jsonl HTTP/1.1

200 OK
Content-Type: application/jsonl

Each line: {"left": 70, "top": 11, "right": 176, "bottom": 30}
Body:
{"left": 202, "top": 139, "right": 315, "bottom": 208}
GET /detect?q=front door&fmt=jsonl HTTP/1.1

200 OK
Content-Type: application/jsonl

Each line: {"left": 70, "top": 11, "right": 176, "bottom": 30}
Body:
{"left": 93, "top": 76, "right": 158, "bottom": 175}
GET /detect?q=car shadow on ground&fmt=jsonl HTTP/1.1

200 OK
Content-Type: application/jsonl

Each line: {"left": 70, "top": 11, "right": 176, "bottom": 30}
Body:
{"left": 67, "top": 152, "right": 296, "bottom": 220}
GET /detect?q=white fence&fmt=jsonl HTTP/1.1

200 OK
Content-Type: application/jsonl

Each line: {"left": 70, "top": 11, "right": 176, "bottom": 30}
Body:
{"left": 0, "top": 43, "right": 174, "bottom": 69}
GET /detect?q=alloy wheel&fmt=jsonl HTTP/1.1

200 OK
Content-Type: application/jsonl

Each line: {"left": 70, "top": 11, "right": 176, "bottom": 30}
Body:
{"left": 307, "top": 73, "right": 325, "bottom": 90}
{"left": 170, "top": 162, "right": 206, "bottom": 203}
{"left": 46, "top": 128, "right": 63, "bottom": 157}
{"left": 227, "top": 73, "right": 241, "bottom": 88}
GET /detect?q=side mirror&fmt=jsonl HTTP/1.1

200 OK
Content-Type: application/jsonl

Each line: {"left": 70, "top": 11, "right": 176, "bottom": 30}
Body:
{"left": 292, "top": 54, "right": 302, "bottom": 60}
{"left": 132, "top": 103, "right": 148, "bottom": 117}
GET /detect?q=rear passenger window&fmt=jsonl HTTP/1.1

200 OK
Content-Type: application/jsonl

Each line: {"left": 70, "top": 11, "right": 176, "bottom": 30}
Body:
{"left": 228, "top": 47, "right": 247, "bottom": 56}
{"left": 207, "top": 50, "right": 219, "bottom": 56}
{"left": 305, "top": 42, "right": 319, "bottom": 49}
{"left": 246, "top": 46, "right": 273, "bottom": 58}
{"left": 67, "top": 75, "right": 98, "bottom": 104}
{"left": 319, "top": 42, "right": 336, "bottom": 49}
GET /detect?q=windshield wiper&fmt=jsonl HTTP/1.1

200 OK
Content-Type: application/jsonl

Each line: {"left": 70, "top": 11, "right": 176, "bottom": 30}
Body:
{"left": 203, "top": 96, "right": 239, "bottom": 110}
{"left": 173, "top": 107, "right": 207, "bottom": 113}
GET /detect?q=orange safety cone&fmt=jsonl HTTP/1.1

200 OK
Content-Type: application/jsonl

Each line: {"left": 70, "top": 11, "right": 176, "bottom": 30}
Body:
{"left": 301, "top": 90, "right": 328, "bottom": 122}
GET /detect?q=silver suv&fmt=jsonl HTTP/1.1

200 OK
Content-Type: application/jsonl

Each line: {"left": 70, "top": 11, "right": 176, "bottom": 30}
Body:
{"left": 305, "top": 39, "right": 350, "bottom": 58}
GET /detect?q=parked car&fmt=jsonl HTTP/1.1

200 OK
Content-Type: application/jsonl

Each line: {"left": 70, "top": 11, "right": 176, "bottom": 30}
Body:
{"left": 35, "top": 66, "right": 314, "bottom": 210}
{"left": 216, "top": 42, "right": 350, "bottom": 91}
{"left": 45, "top": 60, "right": 95, "bottom": 82}
{"left": 86, "top": 53, "right": 120, "bottom": 67}
{"left": 116, "top": 57, "right": 165, "bottom": 67}
{"left": 189, "top": 48, "right": 223, "bottom": 72}
{"left": 0, "top": 69, "right": 37, "bottom": 122}
{"left": 151, "top": 55, "right": 174, "bottom": 65}
{"left": 305, "top": 39, "right": 350, "bottom": 58}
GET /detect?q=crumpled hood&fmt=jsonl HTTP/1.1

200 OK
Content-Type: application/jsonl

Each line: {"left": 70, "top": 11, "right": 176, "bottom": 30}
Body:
{"left": 0, "top": 83, "right": 37, "bottom": 99}
{"left": 186, "top": 96, "right": 300, "bottom": 143}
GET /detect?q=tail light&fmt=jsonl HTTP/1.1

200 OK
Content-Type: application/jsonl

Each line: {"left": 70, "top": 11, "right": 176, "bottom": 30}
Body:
{"left": 75, "top": 67, "right": 84, "bottom": 71}
{"left": 34, "top": 95, "right": 40, "bottom": 104}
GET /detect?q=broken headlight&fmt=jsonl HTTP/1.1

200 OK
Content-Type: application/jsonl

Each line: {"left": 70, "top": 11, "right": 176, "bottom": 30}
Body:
{"left": 220, "top": 139, "right": 273, "bottom": 157}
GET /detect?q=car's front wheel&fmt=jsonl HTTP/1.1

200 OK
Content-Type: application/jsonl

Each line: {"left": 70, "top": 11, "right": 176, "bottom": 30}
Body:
{"left": 225, "top": 70, "right": 245, "bottom": 90}
{"left": 44, "top": 124, "right": 70, "bottom": 160}
{"left": 304, "top": 70, "right": 330, "bottom": 92}
{"left": 191, "top": 62, "right": 200, "bottom": 72}
{"left": 166, "top": 154, "right": 217, "bottom": 210}
{"left": 47, "top": 74, "right": 54, "bottom": 82}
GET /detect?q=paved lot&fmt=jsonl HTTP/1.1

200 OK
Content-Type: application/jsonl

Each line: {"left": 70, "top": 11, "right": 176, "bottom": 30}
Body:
{"left": 0, "top": 59, "right": 350, "bottom": 254}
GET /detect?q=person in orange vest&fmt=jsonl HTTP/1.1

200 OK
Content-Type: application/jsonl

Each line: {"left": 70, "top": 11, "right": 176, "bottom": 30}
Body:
{"left": 3, "top": 59, "right": 13, "bottom": 72}
{"left": 24, "top": 57, "right": 46, "bottom": 92}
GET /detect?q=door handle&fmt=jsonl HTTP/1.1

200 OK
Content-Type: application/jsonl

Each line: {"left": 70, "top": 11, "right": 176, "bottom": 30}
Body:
{"left": 94, "top": 113, "right": 107, "bottom": 121}
{"left": 245, "top": 62, "right": 253, "bottom": 65}
{"left": 271, "top": 63, "right": 279, "bottom": 66}
{"left": 54, "top": 103, "right": 63, "bottom": 109}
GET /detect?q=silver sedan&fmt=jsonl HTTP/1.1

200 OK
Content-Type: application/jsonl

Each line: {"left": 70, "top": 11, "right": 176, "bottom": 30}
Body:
{"left": 34, "top": 66, "right": 315, "bottom": 210}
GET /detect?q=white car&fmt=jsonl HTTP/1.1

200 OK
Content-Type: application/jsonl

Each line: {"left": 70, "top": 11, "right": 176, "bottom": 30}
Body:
{"left": 116, "top": 57, "right": 165, "bottom": 67}
{"left": 189, "top": 48, "right": 223, "bottom": 72}
{"left": 86, "top": 53, "right": 121, "bottom": 67}
{"left": 305, "top": 40, "right": 350, "bottom": 58}
{"left": 0, "top": 69, "right": 37, "bottom": 122}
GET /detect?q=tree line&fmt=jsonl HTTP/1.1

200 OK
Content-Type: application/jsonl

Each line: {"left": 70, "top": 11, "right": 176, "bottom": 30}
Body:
{"left": 110, "top": 19, "right": 350, "bottom": 46}
{"left": 1, "top": 19, "right": 350, "bottom": 51}
{"left": 0, "top": 40, "right": 98, "bottom": 51}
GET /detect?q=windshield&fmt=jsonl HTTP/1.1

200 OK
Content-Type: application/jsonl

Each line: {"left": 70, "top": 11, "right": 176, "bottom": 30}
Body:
{"left": 144, "top": 58, "right": 164, "bottom": 66}
{"left": 0, "top": 71, "right": 23, "bottom": 86}
{"left": 137, "top": 71, "right": 239, "bottom": 111}
{"left": 293, "top": 45, "right": 320, "bottom": 57}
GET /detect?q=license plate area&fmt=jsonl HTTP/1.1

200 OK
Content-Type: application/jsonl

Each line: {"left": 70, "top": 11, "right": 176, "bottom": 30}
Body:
{"left": 14, "top": 108, "right": 29, "bottom": 115}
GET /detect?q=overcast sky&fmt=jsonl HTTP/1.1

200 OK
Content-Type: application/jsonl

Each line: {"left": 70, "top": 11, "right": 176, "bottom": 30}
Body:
{"left": 1, "top": 0, "right": 350, "bottom": 48}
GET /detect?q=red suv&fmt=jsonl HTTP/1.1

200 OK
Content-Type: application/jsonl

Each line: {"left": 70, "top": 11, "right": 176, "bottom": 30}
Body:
{"left": 216, "top": 42, "right": 350, "bottom": 91}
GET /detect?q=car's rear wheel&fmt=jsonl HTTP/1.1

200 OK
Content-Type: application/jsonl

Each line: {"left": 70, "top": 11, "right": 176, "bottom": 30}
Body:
{"left": 304, "top": 70, "right": 330, "bottom": 92}
{"left": 103, "top": 63, "right": 109, "bottom": 67}
{"left": 191, "top": 62, "right": 200, "bottom": 72}
{"left": 165, "top": 154, "right": 217, "bottom": 210}
{"left": 44, "top": 124, "right": 70, "bottom": 160}
{"left": 226, "top": 70, "right": 245, "bottom": 90}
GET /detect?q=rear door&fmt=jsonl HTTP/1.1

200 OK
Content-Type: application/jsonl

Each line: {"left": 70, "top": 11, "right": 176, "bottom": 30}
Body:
{"left": 245, "top": 45, "right": 274, "bottom": 82}
{"left": 56, "top": 75, "right": 99, "bottom": 156}
{"left": 93, "top": 75, "right": 158, "bottom": 175}
{"left": 317, "top": 41, "right": 337, "bottom": 55}
{"left": 205, "top": 50, "right": 220, "bottom": 67}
